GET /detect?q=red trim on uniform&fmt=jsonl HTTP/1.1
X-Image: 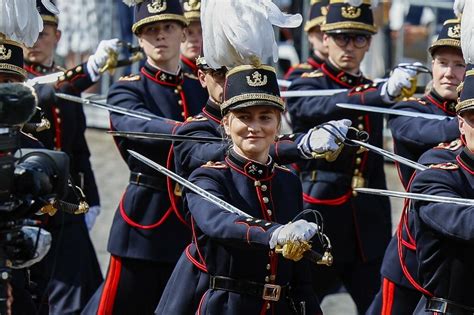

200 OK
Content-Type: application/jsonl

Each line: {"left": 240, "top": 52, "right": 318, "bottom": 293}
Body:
{"left": 24, "top": 64, "right": 42, "bottom": 76}
{"left": 225, "top": 157, "right": 275, "bottom": 182}
{"left": 51, "top": 105, "right": 62, "bottom": 150}
{"left": 425, "top": 94, "right": 455, "bottom": 115}
{"left": 457, "top": 155, "right": 474, "bottom": 174}
{"left": 166, "top": 140, "right": 189, "bottom": 227}
{"left": 381, "top": 278, "right": 395, "bottom": 315}
{"left": 302, "top": 190, "right": 352, "bottom": 205}
{"left": 191, "top": 218, "right": 207, "bottom": 269}
{"left": 307, "top": 57, "right": 322, "bottom": 69}
{"left": 202, "top": 107, "right": 221, "bottom": 124}
{"left": 180, "top": 55, "right": 198, "bottom": 74}
{"left": 196, "top": 290, "right": 209, "bottom": 315}
{"left": 185, "top": 244, "right": 208, "bottom": 273}
{"left": 140, "top": 67, "right": 184, "bottom": 87}
{"left": 321, "top": 63, "right": 354, "bottom": 88}
{"left": 119, "top": 191, "right": 174, "bottom": 229}
{"left": 97, "top": 255, "right": 122, "bottom": 315}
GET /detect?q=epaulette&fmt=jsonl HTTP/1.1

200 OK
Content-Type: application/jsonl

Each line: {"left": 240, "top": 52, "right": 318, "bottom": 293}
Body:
{"left": 429, "top": 162, "right": 459, "bottom": 170}
{"left": 353, "top": 82, "right": 378, "bottom": 92}
{"left": 401, "top": 96, "right": 419, "bottom": 102}
{"left": 434, "top": 139, "right": 463, "bottom": 151}
{"left": 119, "top": 74, "right": 141, "bottom": 81}
{"left": 186, "top": 114, "right": 208, "bottom": 122}
{"left": 301, "top": 70, "right": 323, "bottom": 78}
{"left": 201, "top": 161, "right": 228, "bottom": 169}
{"left": 183, "top": 72, "right": 198, "bottom": 80}
{"left": 294, "top": 63, "right": 312, "bottom": 70}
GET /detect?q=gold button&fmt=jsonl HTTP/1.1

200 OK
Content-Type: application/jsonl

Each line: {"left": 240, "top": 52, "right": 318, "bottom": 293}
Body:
{"left": 59, "top": 76, "right": 65, "bottom": 81}
{"left": 262, "top": 197, "right": 269, "bottom": 203}
{"left": 266, "top": 264, "right": 271, "bottom": 270}
{"left": 255, "top": 219, "right": 262, "bottom": 223}
{"left": 181, "top": 112, "right": 185, "bottom": 117}
{"left": 176, "top": 85, "right": 182, "bottom": 90}
{"left": 357, "top": 124, "right": 364, "bottom": 130}
{"left": 66, "top": 71, "right": 73, "bottom": 77}
{"left": 246, "top": 218, "right": 252, "bottom": 222}
{"left": 356, "top": 157, "right": 362, "bottom": 164}
{"left": 265, "top": 222, "right": 271, "bottom": 227}
{"left": 266, "top": 303, "right": 271, "bottom": 309}
{"left": 261, "top": 185, "right": 267, "bottom": 191}
{"left": 358, "top": 116, "right": 364, "bottom": 120}
{"left": 57, "top": 118, "right": 61, "bottom": 123}
{"left": 178, "top": 100, "right": 183, "bottom": 105}
{"left": 174, "top": 89, "right": 179, "bottom": 94}
{"left": 267, "top": 210, "right": 272, "bottom": 216}
{"left": 55, "top": 108, "right": 60, "bottom": 113}
{"left": 76, "top": 66, "right": 82, "bottom": 72}
{"left": 265, "top": 276, "right": 269, "bottom": 282}
{"left": 354, "top": 169, "right": 359, "bottom": 175}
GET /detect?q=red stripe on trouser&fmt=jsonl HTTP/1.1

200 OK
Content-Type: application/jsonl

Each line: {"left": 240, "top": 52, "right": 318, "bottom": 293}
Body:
{"left": 381, "top": 278, "right": 395, "bottom": 315}
{"left": 97, "top": 255, "right": 122, "bottom": 315}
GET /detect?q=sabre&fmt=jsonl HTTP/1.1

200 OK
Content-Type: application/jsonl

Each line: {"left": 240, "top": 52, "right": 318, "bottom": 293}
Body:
{"left": 56, "top": 93, "right": 178, "bottom": 123}
{"left": 355, "top": 188, "right": 474, "bottom": 206}
{"left": 127, "top": 149, "right": 331, "bottom": 265}
{"left": 281, "top": 89, "right": 348, "bottom": 98}
{"left": 337, "top": 103, "right": 452, "bottom": 121}
{"left": 278, "top": 79, "right": 292, "bottom": 88}
{"left": 26, "top": 71, "right": 64, "bottom": 86}
{"left": 348, "top": 139, "right": 428, "bottom": 171}
{"left": 108, "top": 131, "right": 223, "bottom": 143}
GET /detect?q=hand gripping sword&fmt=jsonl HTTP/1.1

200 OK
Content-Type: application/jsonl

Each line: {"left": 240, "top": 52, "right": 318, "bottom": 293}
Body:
{"left": 127, "top": 149, "right": 333, "bottom": 266}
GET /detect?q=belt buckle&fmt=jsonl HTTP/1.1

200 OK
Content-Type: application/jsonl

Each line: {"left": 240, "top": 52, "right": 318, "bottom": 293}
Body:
{"left": 134, "top": 173, "right": 142, "bottom": 185}
{"left": 351, "top": 175, "right": 365, "bottom": 189}
{"left": 262, "top": 284, "right": 281, "bottom": 301}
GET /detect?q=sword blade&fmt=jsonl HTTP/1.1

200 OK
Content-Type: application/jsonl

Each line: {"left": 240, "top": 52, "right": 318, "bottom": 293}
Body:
{"left": 350, "top": 139, "right": 428, "bottom": 171}
{"left": 281, "top": 89, "right": 348, "bottom": 98}
{"left": 56, "top": 93, "right": 177, "bottom": 123}
{"left": 355, "top": 188, "right": 474, "bottom": 206}
{"left": 127, "top": 149, "right": 326, "bottom": 264}
{"left": 337, "top": 103, "right": 451, "bottom": 121}
{"left": 26, "top": 71, "right": 64, "bottom": 86}
{"left": 109, "top": 131, "right": 223, "bottom": 143}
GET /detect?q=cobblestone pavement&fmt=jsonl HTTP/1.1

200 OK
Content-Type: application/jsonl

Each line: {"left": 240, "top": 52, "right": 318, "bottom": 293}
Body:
{"left": 86, "top": 128, "right": 404, "bottom": 315}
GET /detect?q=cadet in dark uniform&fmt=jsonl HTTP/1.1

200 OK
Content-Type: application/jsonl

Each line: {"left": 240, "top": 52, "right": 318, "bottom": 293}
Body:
{"left": 82, "top": 1, "right": 207, "bottom": 313}
{"left": 284, "top": 0, "right": 329, "bottom": 81}
{"left": 410, "top": 68, "right": 474, "bottom": 314}
{"left": 174, "top": 56, "right": 351, "bottom": 180}
{"left": 157, "top": 63, "right": 322, "bottom": 315}
{"left": 368, "top": 19, "right": 465, "bottom": 315}
{"left": 286, "top": 0, "right": 417, "bottom": 312}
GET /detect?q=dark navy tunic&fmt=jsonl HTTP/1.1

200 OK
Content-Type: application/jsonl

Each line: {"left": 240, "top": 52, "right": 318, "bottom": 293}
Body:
{"left": 367, "top": 139, "right": 463, "bottom": 315}
{"left": 24, "top": 61, "right": 103, "bottom": 314}
{"left": 411, "top": 146, "right": 474, "bottom": 310}
{"left": 388, "top": 89, "right": 459, "bottom": 187}
{"left": 107, "top": 62, "right": 207, "bottom": 263}
{"left": 287, "top": 60, "right": 392, "bottom": 264}
{"left": 156, "top": 149, "right": 321, "bottom": 314}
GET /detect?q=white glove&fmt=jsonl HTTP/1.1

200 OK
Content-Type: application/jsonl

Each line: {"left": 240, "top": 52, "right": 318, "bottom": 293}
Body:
{"left": 297, "top": 119, "right": 352, "bottom": 159}
{"left": 86, "top": 38, "right": 120, "bottom": 82}
{"left": 11, "top": 227, "right": 52, "bottom": 269}
{"left": 382, "top": 62, "right": 420, "bottom": 103}
{"left": 84, "top": 205, "right": 101, "bottom": 231}
{"left": 269, "top": 219, "right": 319, "bottom": 249}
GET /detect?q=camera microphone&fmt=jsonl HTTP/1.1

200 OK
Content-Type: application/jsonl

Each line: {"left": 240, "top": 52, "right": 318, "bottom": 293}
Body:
{"left": 0, "top": 83, "right": 37, "bottom": 126}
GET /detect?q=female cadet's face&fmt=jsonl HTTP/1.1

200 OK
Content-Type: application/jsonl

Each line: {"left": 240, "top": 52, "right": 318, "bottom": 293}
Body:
{"left": 223, "top": 106, "right": 280, "bottom": 163}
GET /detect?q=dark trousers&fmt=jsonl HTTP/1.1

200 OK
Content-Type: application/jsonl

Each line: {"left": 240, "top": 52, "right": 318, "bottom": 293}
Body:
{"left": 312, "top": 257, "right": 383, "bottom": 314}
{"left": 366, "top": 277, "right": 421, "bottom": 315}
{"left": 82, "top": 256, "right": 175, "bottom": 315}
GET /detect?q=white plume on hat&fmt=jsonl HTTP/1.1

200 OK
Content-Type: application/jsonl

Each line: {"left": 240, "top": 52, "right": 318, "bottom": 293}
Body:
{"left": 455, "top": 0, "right": 474, "bottom": 63}
{"left": 122, "top": 0, "right": 144, "bottom": 7}
{"left": 0, "top": 0, "right": 44, "bottom": 47}
{"left": 201, "top": 0, "right": 302, "bottom": 69}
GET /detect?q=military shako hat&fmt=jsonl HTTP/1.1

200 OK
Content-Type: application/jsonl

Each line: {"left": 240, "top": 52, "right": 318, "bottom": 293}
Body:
{"left": 429, "top": 19, "right": 461, "bottom": 56}
{"left": 36, "top": 0, "right": 59, "bottom": 25}
{"left": 321, "top": 0, "right": 377, "bottom": 35}
{"left": 304, "top": 0, "right": 329, "bottom": 32}
{"left": 456, "top": 65, "right": 474, "bottom": 114}
{"left": 221, "top": 64, "right": 285, "bottom": 115}
{"left": 182, "top": 0, "right": 201, "bottom": 22}
{"left": 124, "top": 0, "right": 188, "bottom": 34}
{"left": 0, "top": 35, "right": 27, "bottom": 79}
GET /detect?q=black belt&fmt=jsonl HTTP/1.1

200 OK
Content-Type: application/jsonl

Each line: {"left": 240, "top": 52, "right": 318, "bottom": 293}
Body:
{"left": 209, "top": 275, "right": 288, "bottom": 302}
{"left": 129, "top": 172, "right": 167, "bottom": 191}
{"left": 426, "top": 297, "right": 474, "bottom": 315}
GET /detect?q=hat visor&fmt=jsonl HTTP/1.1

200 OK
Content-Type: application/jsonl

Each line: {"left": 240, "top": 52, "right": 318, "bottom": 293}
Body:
{"left": 223, "top": 100, "right": 285, "bottom": 115}
{"left": 324, "top": 28, "right": 373, "bottom": 36}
